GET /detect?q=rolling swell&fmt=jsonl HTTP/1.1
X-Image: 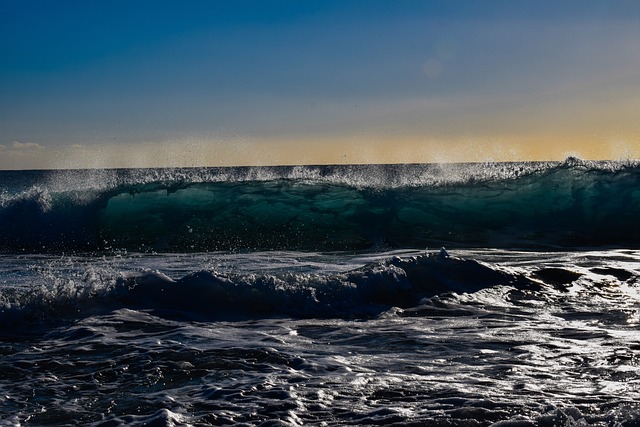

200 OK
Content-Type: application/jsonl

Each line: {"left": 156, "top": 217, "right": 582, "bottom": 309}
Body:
{"left": 1, "top": 159, "right": 639, "bottom": 252}
{"left": 0, "top": 252, "right": 535, "bottom": 325}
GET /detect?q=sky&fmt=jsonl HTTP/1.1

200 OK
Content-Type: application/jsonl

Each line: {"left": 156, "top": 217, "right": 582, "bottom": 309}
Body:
{"left": 2, "top": 0, "right": 640, "bottom": 169}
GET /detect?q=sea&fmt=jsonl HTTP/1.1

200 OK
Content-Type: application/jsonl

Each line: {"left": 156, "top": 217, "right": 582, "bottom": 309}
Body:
{"left": 1, "top": 157, "right": 639, "bottom": 426}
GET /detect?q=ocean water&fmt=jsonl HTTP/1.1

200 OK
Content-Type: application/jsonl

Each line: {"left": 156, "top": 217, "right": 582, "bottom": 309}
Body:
{"left": 1, "top": 158, "right": 640, "bottom": 426}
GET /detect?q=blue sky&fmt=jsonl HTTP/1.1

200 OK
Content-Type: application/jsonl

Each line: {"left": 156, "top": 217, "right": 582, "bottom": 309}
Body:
{"left": 2, "top": 1, "right": 640, "bottom": 168}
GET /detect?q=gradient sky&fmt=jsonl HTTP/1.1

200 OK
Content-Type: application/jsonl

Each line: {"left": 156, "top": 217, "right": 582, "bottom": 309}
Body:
{"left": 2, "top": 0, "right": 640, "bottom": 169}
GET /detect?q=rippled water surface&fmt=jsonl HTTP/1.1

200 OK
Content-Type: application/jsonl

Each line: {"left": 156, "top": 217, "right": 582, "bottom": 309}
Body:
{"left": 1, "top": 249, "right": 639, "bottom": 426}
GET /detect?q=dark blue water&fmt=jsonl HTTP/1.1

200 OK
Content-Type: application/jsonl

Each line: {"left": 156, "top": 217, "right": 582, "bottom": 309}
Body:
{"left": 1, "top": 159, "right": 640, "bottom": 426}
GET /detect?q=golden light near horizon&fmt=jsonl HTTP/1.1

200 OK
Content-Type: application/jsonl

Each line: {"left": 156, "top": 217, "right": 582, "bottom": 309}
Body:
{"left": 29, "top": 132, "right": 638, "bottom": 171}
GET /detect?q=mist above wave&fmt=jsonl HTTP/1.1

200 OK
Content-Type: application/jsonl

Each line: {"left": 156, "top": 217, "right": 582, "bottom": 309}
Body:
{"left": 0, "top": 157, "right": 634, "bottom": 195}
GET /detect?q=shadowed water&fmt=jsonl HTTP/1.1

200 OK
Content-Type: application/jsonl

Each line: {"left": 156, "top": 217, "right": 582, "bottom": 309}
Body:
{"left": 1, "top": 249, "right": 639, "bottom": 426}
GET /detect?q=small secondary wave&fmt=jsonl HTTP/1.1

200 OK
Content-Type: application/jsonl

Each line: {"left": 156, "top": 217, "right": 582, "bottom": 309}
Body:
{"left": 1, "top": 158, "right": 639, "bottom": 252}
{"left": 0, "top": 251, "right": 536, "bottom": 326}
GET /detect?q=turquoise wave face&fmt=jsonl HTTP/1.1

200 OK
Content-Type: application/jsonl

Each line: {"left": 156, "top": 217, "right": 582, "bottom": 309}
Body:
{"left": 99, "top": 181, "right": 396, "bottom": 251}
{"left": 1, "top": 160, "right": 639, "bottom": 252}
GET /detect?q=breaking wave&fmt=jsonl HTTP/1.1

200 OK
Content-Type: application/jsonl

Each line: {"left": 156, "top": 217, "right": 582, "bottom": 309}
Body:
{"left": 1, "top": 158, "right": 639, "bottom": 252}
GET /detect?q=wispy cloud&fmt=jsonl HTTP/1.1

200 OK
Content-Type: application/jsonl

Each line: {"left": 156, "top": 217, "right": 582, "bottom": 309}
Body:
{"left": 10, "top": 141, "right": 46, "bottom": 150}
{"left": 0, "top": 141, "right": 48, "bottom": 169}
